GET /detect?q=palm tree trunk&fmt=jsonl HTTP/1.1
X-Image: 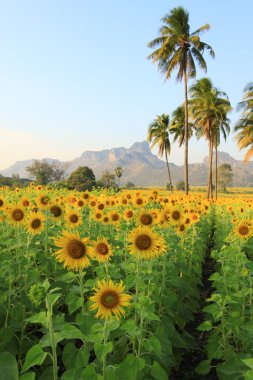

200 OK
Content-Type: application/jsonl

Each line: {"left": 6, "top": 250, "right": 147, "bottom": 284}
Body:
{"left": 215, "top": 135, "right": 218, "bottom": 200}
{"left": 165, "top": 150, "right": 173, "bottom": 193}
{"left": 183, "top": 70, "right": 189, "bottom": 196}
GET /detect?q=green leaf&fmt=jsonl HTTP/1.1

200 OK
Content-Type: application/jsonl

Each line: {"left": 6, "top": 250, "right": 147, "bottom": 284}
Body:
{"left": 197, "top": 320, "right": 212, "bottom": 331}
{"left": 62, "top": 342, "right": 89, "bottom": 369}
{"left": 61, "top": 368, "right": 83, "bottom": 380}
{"left": 116, "top": 354, "right": 145, "bottom": 380}
{"left": 81, "top": 364, "right": 99, "bottom": 380}
{"left": 66, "top": 293, "right": 83, "bottom": 315}
{"left": 242, "top": 358, "right": 253, "bottom": 370}
{"left": 26, "top": 312, "right": 47, "bottom": 326}
{"left": 120, "top": 320, "right": 139, "bottom": 337}
{"left": 57, "top": 324, "right": 83, "bottom": 341}
{"left": 22, "top": 344, "right": 48, "bottom": 373}
{"left": 151, "top": 361, "right": 168, "bottom": 380}
{"left": 94, "top": 342, "right": 113, "bottom": 361}
{"left": 144, "top": 335, "right": 161, "bottom": 355}
{"left": 195, "top": 360, "right": 211, "bottom": 375}
{"left": 19, "top": 372, "right": 36, "bottom": 380}
{"left": 245, "top": 369, "right": 253, "bottom": 380}
{"left": 0, "top": 352, "right": 18, "bottom": 380}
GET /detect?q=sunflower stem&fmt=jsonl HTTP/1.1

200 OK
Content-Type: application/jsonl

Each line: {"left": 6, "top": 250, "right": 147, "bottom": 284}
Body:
{"left": 78, "top": 268, "right": 85, "bottom": 315}
{"left": 102, "top": 320, "right": 108, "bottom": 379}
{"left": 46, "top": 296, "right": 58, "bottom": 380}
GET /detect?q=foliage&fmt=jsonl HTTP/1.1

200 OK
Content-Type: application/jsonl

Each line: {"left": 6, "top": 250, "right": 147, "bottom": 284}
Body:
{"left": 217, "top": 164, "right": 233, "bottom": 191}
{"left": 67, "top": 166, "right": 96, "bottom": 191}
{"left": 100, "top": 170, "right": 117, "bottom": 189}
{"left": 26, "top": 160, "right": 65, "bottom": 185}
{"left": 234, "top": 82, "right": 253, "bottom": 161}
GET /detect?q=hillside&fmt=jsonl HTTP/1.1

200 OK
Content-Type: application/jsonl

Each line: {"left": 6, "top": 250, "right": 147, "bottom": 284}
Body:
{"left": 0, "top": 142, "right": 252, "bottom": 187}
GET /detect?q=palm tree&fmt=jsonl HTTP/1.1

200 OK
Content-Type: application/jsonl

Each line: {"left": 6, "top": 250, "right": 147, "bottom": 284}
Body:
{"left": 169, "top": 105, "right": 195, "bottom": 147}
{"left": 189, "top": 78, "right": 231, "bottom": 199}
{"left": 148, "top": 6, "right": 214, "bottom": 195}
{"left": 234, "top": 82, "right": 253, "bottom": 162}
{"left": 147, "top": 114, "right": 173, "bottom": 192}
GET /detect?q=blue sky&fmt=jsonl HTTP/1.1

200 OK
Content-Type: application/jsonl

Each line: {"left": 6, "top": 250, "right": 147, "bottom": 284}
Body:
{"left": 0, "top": 0, "right": 252, "bottom": 169}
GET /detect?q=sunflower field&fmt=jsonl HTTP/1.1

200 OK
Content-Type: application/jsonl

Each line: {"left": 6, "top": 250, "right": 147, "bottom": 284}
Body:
{"left": 0, "top": 185, "right": 252, "bottom": 380}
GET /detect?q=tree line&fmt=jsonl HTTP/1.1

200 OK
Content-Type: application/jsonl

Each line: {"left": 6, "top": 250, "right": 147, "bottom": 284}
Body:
{"left": 147, "top": 6, "right": 253, "bottom": 199}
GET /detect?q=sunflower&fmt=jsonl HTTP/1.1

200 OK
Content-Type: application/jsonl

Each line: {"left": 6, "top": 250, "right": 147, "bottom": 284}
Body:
{"left": 65, "top": 209, "right": 82, "bottom": 228}
{"left": 91, "top": 238, "right": 112, "bottom": 262}
{"left": 101, "top": 215, "right": 110, "bottom": 225}
{"left": 7, "top": 206, "right": 26, "bottom": 225}
{"left": 136, "top": 211, "right": 155, "bottom": 227}
{"left": 89, "top": 279, "right": 131, "bottom": 320}
{"left": 20, "top": 197, "right": 30, "bottom": 208}
{"left": 54, "top": 231, "right": 91, "bottom": 270}
{"left": 127, "top": 226, "right": 167, "bottom": 259}
{"left": 37, "top": 194, "right": 50, "bottom": 209}
{"left": 159, "top": 207, "right": 171, "bottom": 227}
{"left": 76, "top": 199, "right": 85, "bottom": 208}
{"left": 234, "top": 220, "right": 253, "bottom": 240}
{"left": 110, "top": 211, "right": 121, "bottom": 224}
{"left": 49, "top": 204, "right": 64, "bottom": 219}
{"left": 26, "top": 212, "right": 45, "bottom": 234}
{"left": 0, "top": 197, "right": 5, "bottom": 209}
{"left": 123, "top": 208, "right": 135, "bottom": 221}
{"left": 170, "top": 207, "right": 183, "bottom": 224}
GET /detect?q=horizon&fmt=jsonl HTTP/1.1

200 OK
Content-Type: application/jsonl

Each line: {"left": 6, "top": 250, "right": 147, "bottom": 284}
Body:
{"left": 0, "top": 140, "right": 248, "bottom": 174}
{"left": 0, "top": 1, "right": 253, "bottom": 170}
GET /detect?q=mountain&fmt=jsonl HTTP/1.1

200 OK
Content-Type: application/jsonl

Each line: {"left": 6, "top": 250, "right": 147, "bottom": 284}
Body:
{"left": 0, "top": 141, "right": 252, "bottom": 187}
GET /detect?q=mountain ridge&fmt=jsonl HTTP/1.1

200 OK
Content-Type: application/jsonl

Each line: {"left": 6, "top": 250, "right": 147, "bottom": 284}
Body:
{"left": 0, "top": 141, "right": 252, "bottom": 186}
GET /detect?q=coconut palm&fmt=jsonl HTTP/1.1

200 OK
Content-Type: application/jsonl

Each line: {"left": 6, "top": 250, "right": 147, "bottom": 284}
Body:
{"left": 234, "top": 82, "right": 253, "bottom": 162}
{"left": 169, "top": 105, "right": 195, "bottom": 147}
{"left": 189, "top": 78, "right": 231, "bottom": 199}
{"left": 147, "top": 114, "right": 173, "bottom": 192}
{"left": 148, "top": 6, "right": 214, "bottom": 195}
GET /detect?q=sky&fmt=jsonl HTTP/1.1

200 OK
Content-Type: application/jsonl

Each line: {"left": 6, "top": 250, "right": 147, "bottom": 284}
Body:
{"left": 0, "top": 0, "right": 252, "bottom": 170}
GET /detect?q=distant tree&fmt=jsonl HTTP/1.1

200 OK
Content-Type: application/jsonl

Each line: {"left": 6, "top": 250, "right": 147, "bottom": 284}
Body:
{"left": 125, "top": 181, "right": 135, "bottom": 189}
{"left": 11, "top": 174, "right": 23, "bottom": 188}
{"left": 67, "top": 166, "right": 96, "bottom": 191}
{"left": 100, "top": 170, "right": 117, "bottom": 189}
{"left": 114, "top": 166, "right": 123, "bottom": 186}
{"left": 175, "top": 181, "right": 185, "bottom": 191}
{"left": 217, "top": 164, "right": 233, "bottom": 192}
{"left": 26, "top": 160, "right": 65, "bottom": 185}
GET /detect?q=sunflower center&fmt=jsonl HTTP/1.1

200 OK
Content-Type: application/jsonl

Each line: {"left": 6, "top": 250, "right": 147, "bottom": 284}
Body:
{"left": 70, "top": 214, "right": 78, "bottom": 223}
{"left": 31, "top": 219, "right": 41, "bottom": 229}
{"left": 103, "top": 217, "right": 109, "bottom": 223}
{"left": 23, "top": 200, "right": 29, "bottom": 207}
{"left": 135, "top": 234, "right": 152, "bottom": 250}
{"left": 97, "top": 243, "right": 109, "bottom": 255}
{"left": 98, "top": 203, "right": 105, "bottom": 210}
{"left": 136, "top": 198, "right": 143, "bottom": 205}
{"left": 172, "top": 211, "right": 180, "bottom": 220}
{"left": 101, "top": 291, "right": 119, "bottom": 308}
{"left": 112, "top": 213, "right": 119, "bottom": 221}
{"left": 126, "top": 211, "right": 133, "bottom": 218}
{"left": 179, "top": 224, "right": 185, "bottom": 232}
{"left": 67, "top": 240, "right": 86, "bottom": 259}
{"left": 12, "top": 209, "right": 24, "bottom": 221}
{"left": 40, "top": 196, "right": 49, "bottom": 205}
{"left": 50, "top": 206, "right": 62, "bottom": 217}
{"left": 78, "top": 200, "right": 84, "bottom": 207}
{"left": 238, "top": 225, "right": 249, "bottom": 236}
{"left": 0, "top": 200, "right": 3, "bottom": 207}
{"left": 140, "top": 214, "right": 152, "bottom": 225}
